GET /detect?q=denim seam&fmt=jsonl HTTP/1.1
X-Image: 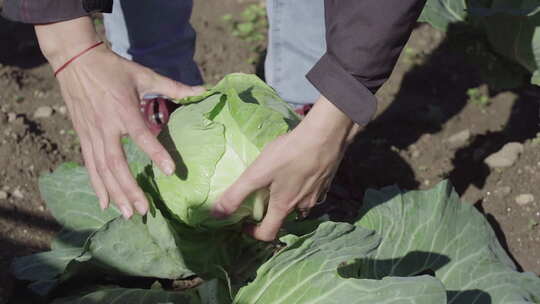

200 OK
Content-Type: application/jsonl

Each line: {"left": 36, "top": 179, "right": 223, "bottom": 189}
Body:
{"left": 271, "top": 0, "right": 284, "bottom": 88}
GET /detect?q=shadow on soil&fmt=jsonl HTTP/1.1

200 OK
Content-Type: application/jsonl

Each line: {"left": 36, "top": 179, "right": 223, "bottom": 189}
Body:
{"left": 0, "top": 16, "right": 46, "bottom": 68}
{"left": 340, "top": 23, "right": 539, "bottom": 197}
{"left": 326, "top": 24, "right": 539, "bottom": 271}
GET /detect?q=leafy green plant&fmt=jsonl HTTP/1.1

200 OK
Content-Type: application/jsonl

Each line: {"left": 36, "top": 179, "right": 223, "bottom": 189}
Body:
{"left": 10, "top": 74, "right": 540, "bottom": 303}
{"left": 154, "top": 74, "right": 299, "bottom": 228}
{"left": 467, "top": 86, "right": 491, "bottom": 106}
{"left": 419, "top": 0, "right": 540, "bottom": 89}
{"left": 222, "top": 4, "right": 268, "bottom": 64}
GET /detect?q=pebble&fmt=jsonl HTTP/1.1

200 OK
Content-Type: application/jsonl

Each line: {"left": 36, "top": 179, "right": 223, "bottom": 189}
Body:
{"left": 34, "top": 106, "right": 54, "bottom": 119}
{"left": 12, "top": 188, "right": 24, "bottom": 199}
{"left": 411, "top": 150, "right": 421, "bottom": 158}
{"left": 7, "top": 112, "right": 16, "bottom": 122}
{"left": 0, "top": 190, "right": 7, "bottom": 200}
{"left": 515, "top": 194, "right": 534, "bottom": 206}
{"left": 484, "top": 142, "right": 524, "bottom": 168}
{"left": 494, "top": 186, "right": 512, "bottom": 198}
{"left": 446, "top": 129, "right": 471, "bottom": 148}
{"left": 58, "top": 106, "right": 67, "bottom": 115}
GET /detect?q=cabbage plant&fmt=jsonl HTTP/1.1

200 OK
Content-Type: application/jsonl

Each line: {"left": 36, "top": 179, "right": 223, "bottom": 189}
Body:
{"left": 10, "top": 74, "right": 540, "bottom": 304}
{"left": 153, "top": 74, "right": 299, "bottom": 228}
{"left": 419, "top": 0, "right": 540, "bottom": 88}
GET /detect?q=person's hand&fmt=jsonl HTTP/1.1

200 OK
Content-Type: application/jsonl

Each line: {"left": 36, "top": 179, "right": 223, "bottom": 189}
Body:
{"left": 212, "top": 96, "right": 361, "bottom": 241}
{"left": 35, "top": 17, "right": 205, "bottom": 219}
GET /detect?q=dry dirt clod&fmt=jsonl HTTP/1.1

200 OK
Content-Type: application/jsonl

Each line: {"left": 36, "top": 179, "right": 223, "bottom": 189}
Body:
{"left": 484, "top": 142, "right": 524, "bottom": 169}
{"left": 58, "top": 106, "right": 67, "bottom": 115}
{"left": 515, "top": 194, "right": 534, "bottom": 206}
{"left": 494, "top": 186, "right": 512, "bottom": 198}
{"left": 12, "top": 188, "right": 24, "bottom": 199}
{"left": 446, "top": 129, "right": 471, "bottom": 148}
{"left": 7, "top": 112, "right": 17, "bottom": 122}
{"left": 34, "top": 106, "right": 54, "bottom": 119}
{"left": 0, "top": 191, "right": 8, "bottom": 200}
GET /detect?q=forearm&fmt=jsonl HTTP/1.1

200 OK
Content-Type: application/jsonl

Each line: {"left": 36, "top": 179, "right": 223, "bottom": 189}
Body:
{"left": 34, "top": 17, "right": 100, "bottom": 69}
{"left": 302, "top": 95, "right": 361, "bottom": 147}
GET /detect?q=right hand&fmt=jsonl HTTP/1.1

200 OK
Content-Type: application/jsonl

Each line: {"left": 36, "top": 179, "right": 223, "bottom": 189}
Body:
{"left": 35, "top": 18, "right": 205, "bottom": 219}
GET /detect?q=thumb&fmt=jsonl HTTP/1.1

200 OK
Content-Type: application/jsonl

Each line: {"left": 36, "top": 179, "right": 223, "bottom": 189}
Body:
{"left": 211, "top": 170, "right": 268, "bottom": 219}
{"left": 151, "top": 73, "right": 206, "bottom": 100}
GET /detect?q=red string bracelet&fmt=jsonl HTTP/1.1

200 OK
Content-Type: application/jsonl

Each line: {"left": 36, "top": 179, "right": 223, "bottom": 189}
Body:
{"left": 53, "top": 41, "right": 104, "bottom": 77}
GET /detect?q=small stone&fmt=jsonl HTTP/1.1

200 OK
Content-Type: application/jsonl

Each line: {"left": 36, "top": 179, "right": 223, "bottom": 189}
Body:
{"left": 34, "top": 106, "right": 54, "bottom": 119}
{"left": 515, "top": 194, "right": 534, "bottom": 206}
{"left": 12, "top": 188, "right": 24, "bottom": 199}
{"left": 494, "top": 186, "right": 512, "bottom": 198}
{"left": 446, "top": 129, "right": 471, "bottom": 148}
{"left": 0, "top": 190, "right": 7, "bottom": 200}
{"left": 7, "top": 112, "right": 16, "bottom": 122}
{"left": 411, "top": 150, "right": 420, "bottom": 158}
{"left": 484, "top": 142, "right": 524, "bottom": 168}
{"left": 58, "top": 106, "right": 67, "bottom": 115}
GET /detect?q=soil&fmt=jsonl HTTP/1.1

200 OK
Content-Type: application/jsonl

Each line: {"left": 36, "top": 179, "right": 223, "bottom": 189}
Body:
{"left": 1, "top": 0, "right": 539, "bottom": 302}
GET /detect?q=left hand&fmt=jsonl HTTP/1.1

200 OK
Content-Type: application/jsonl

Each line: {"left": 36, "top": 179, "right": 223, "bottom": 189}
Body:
{"left": 211, "top": 96, "right": 360, "bottom": 241}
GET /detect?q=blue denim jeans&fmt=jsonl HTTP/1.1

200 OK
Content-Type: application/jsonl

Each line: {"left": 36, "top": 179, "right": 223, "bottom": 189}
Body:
{"left": 104, "top": 0, "right": 326, "bottom": 106}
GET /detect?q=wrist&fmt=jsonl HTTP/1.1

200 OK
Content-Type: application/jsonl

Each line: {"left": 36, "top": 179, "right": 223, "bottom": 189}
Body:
{"left": 35, "top": 17, "right": 100, "bottom": 69}
{"left": 300, "top": 95, "right": 356, "bottom": 143}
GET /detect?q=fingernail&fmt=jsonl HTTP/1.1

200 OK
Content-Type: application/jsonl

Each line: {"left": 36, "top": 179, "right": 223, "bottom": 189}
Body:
{"left": 120, "top": 204, "right": 133, "bottom": 219}
{"left": 99, "top": 199, "right": 106, "bottom": 210}
{"left": 133, "top": 200, "right": 148, "bottom": 215}
{"left": 211, "top": 203, "right": 228, "bottom": 219}
{"left": 161, "top": 160, "right": 175, "bottom": 176}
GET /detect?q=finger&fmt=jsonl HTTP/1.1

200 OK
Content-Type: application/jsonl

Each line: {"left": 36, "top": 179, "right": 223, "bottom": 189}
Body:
{"left": 102, "top": 132, "right": 149, "bottom": 215}
{"left": 121, "top": 105, "right": 175, "bottom": 176}
{"left": 80, "top": 136, "right": 109, "bottom": 209}
{"left": 92, "top": 134, "right": 134, "bottom": 219}
{"left": 245, "top": 202, "right": 290, "bottom": 242}
{"left": 212, "top": 168, "right": 269, "bottom": 218}
{"left": 150, "top": 73, "right": 206, "bottom": 100}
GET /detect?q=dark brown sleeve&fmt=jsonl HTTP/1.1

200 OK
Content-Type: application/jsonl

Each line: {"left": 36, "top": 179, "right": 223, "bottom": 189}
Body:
{"left": 2, "top": 0, "right": 112, "bottom": 24}
{"left": 306, "top": 0, "right": 426, "bottom": 126}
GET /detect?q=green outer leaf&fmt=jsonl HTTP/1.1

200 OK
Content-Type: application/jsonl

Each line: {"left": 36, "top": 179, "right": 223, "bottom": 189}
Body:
{"left": 123, "top": 137, "right": 152, "bottom": 178}
{"left": 39, "top": 163, "right": 121, "bottom": 233}
{"left": 51, "top": 287, "right": 200, "bottom": 304}
{"left": 419, "top": 0, "right": 468, "bottom": 31}
{"left": 153, "top": 94, "right": 226, "bottom": 227}
{"left": 210, "top": 73, "right": 300, "bottom": 125}
{"left": 234, "top": 222, "right": 447, "bottom": 304}
{"left": 40, "top": 139, "right": 150, "bottom": 250}
{"left": 421, "top": 0, "right": 540, "bottom": 86}
{"left": 479, "top": 7, "right": 540, "bottom": 85}
{"left": 11, "top": 248, "right": 85, "bottom": 295}
{"left": 356, "top": 180, "right": 540, "bottom": 303}
{"left": 83, "top": 209, "right": 194, "bottom": 279}
{"left": 174, "top": 73, "right": 299, "bottom": 125}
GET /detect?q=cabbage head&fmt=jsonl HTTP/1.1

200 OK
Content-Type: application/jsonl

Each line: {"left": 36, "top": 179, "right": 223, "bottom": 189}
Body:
{"left": 153, "top": 74, "right": 300, "bottom": 229}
